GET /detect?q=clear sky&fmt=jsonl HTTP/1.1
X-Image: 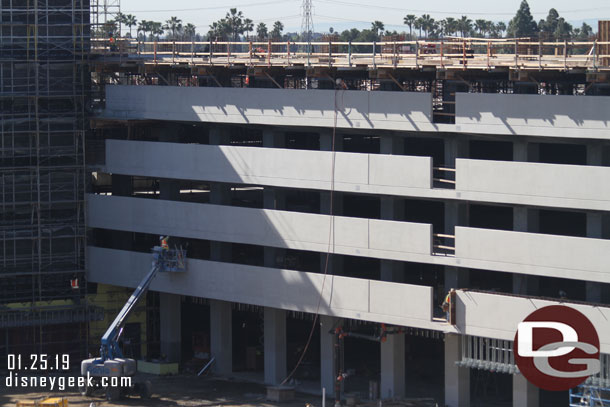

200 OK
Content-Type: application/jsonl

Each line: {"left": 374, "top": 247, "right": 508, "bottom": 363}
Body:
{"left": 116, "top": 0, "right": 608, "bottom": 34}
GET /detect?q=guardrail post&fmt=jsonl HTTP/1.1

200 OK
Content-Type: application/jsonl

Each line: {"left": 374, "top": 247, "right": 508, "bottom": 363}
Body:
{"left": 191, "top": 39, "right": 194, "bottom": 64}
{"left": 227, "top": 41, "right": 231, "bottom": 65}
{"left": 487, "top": 41, "right": 491, "bottom": 69}
{"left": 348, "top": 41, "right": 352, "bottom": 67}
{"left": 462, "top": 39, "right": 466, "bottom": 69}
{"left": 514, "top": 39, "right": 518, "bottom": 68}
{"left": 172, "top": 40, "right": 175, "bottom": 64}
{"left": 249, "top": 41, "right": 253, "bottom": 65}
{"left": 267, "top": 39, "right": 271, "bottom": 67}
{"left": 328, "top": 40, "right": 332, "bottom": 67}
{"left": 593, "top": 40, "right": 598, "bottom": 70}
{"left": 564, "top": 39, "right": 568, "bottom": 70}
{"left": 538, "top": 38, "right": 542, "bottom": 70}
{"left": 373, "top": 41, "right": 376, "bottom": 68}
{"left": 440, "top": 40, "right": 444, "bottom": 69}
{"left": 209, "top": 39, "right": 213, "bottom": 64}
{"left": 415, "top": 40, "right": 419, "bottom": 68}
{"left": 287, "top": 40, "right": 290, "bottom": 64}
{"left": 154, "top": 40, "right": 157, "bottom": 64}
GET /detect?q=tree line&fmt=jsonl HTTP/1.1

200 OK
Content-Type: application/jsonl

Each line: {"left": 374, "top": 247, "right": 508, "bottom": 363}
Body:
{"left": 103, "top": 0, "right": 594, "bottom": 42}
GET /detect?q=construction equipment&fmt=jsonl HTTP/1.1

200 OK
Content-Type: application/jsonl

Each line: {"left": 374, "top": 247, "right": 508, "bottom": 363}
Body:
{"left": 80, "top": 237, "right": 186, "bottom": 400}
{"left": 330, "top": 324, "right": 405, "bottom": 405}
{"left": 16, "top": 398, "right": 68, "bottom": 407}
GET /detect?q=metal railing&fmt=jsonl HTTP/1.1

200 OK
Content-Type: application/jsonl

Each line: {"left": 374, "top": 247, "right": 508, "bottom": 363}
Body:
{"left": 91, "top": 37, "right": 610, "bottom": 70}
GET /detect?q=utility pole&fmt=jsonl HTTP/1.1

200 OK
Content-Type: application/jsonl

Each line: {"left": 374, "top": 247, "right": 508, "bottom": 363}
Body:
{"left": 300, "top": 0, "right": 314, "bottom": 67}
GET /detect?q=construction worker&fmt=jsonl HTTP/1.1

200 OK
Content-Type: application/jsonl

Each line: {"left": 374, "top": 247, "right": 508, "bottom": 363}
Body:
{"left": 442, "top": 290, "right": 452, "bottom": 322}
{"left": 160, "top": 236, "right": 169, "bottom": 250}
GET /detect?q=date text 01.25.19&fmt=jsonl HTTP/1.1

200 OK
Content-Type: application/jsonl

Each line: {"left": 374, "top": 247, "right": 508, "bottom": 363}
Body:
{"left": 7, "top": 354, "right": 70, "bottom": 371}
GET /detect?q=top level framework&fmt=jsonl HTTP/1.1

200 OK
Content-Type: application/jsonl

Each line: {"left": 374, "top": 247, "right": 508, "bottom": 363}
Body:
{"left": 91, "top": 37, "right": 610, "bottom": 71}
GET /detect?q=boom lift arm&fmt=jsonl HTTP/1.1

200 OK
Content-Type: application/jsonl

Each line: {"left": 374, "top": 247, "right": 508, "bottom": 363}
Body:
{"left": 81, "top": 236, "right": 186, "bottom": 401}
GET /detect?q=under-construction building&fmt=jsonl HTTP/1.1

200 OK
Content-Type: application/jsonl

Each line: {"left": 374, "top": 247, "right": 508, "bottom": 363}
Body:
{"left": 86, "top": 33, "right": 610, "bottom": 406}
{"left": 0, "top": 0, "right": 94, "bottom": 363}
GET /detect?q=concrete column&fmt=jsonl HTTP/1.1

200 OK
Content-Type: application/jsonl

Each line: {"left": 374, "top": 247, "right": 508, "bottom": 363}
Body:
{"left": 513, "top": 373, "right": 539, "bottom": 407}
{"left": 159, "top": 179, "right": 180, "bottom": 201}
{"left": 263, "top": 129, "right": 286, "bottom": 268}
{"left": 210, "top": 182, "right": 232, "bottom": 262}
{"left": 444, "top": 334, "right": 469, "bottom": 407}
{"left": 512, "top": 207, "right": 539, "bottom": 295}
{"left": 263, "top": 128, "right": 286, "bottom": 149}
{"left": 264, "top": 307, "right": 287, "bottom": 385}
{"left": 320, "top": 315, "right": 340, "bottom": 396}
{"left": 513, "top": 141, "right": 539, "bottom": 295}
{"left": 586, "top": 212, "right": 603, "bottom": 302}
{"left": 378, "top": 141, "right": 406, "bottom": 397}
{"left": 444, "top": 137, "right": 468, "bottom": 168}
{"left": 586, "top": 144, "right": 603, "bottom": 303}
{"left": 209, "top": 126, "right": 230, "bottom": 145}
{"left": 320, "top": 130, "right": 343, "bottom": 152}
{"left": 380, "top": 134, "right": 404, "bottom": 155}
{"left": 210, "top": 299, "right": 232, "bottom": 375}
{"left": 111, "top": 174, "right": 132, "bottom": 197}
{"left": 380, "top": 333, "right": 406, "bottom": 399}
{"left": 160, "top": 292, "right": 181, "bottom": 362}
{"left": 444, "top": 201, "right": 469, "bottom": 290}
{"left": 320, "top": 130, "right": 343, "bottom": 274}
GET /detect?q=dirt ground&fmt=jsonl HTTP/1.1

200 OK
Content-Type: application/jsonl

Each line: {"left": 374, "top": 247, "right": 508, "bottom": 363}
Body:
{"left": 1, "top": 374, "right": 320, "bottom": 407}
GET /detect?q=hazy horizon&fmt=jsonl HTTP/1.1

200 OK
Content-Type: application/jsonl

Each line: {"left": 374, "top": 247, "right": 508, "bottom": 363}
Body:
{"left": 113, "top": 0, "right": 608, "bottom": 34}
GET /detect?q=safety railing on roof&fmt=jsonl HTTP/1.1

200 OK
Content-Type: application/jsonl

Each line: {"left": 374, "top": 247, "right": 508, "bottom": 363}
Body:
{"left": 91, "top": 37, "right": 610, "bottom": 70}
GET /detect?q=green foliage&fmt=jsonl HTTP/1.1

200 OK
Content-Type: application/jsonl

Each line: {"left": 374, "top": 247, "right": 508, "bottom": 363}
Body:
{"left": 271, "top": 21, "right": 284, "bottom": 39}
{"left": 256, "top": 23, "right": 268, "bottom": 40}
{"left": 507, "top": 0, "right": 538, "bottom": 37}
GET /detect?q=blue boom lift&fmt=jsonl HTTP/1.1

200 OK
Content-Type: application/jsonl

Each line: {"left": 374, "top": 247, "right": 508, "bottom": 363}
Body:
{"left": 80, "top": 237, "right": 186, "bottom": 400}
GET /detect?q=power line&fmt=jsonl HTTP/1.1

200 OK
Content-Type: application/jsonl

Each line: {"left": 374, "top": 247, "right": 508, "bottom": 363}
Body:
{"left": 123, "top": 0, "right": 298, "bottom": 13}
{"left": 315, "top": 0, "right": 610, "bottom": 16}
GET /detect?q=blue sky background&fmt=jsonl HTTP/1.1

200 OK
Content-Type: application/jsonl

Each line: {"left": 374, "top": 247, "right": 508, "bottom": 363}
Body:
{"left": 117, "top": 0, "right": 608, "bottom": 34}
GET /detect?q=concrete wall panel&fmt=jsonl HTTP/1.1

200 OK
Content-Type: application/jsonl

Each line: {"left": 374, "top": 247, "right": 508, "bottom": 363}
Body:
{"left": 455, "top": 227, "right": 610, "bottom": 279}
{"left": 87, "top": 194, "right": 433, "bottom": 259}
{"left": 457, "top": 290, "right": 610, "bottom": 353}
{"left": 87, "top": 246, "right": 442, "bottom": 330}
{"left": 105, "top": 140, "right": 432, "bottom": 192}
{"left": 104, "top": 85, "right": 434, "bottom": 131}
{"left": 456, "top": 93, "right": 610, "bottom": 139}
{"left": 456, "top": 159, "right": 610, "bottom": 203}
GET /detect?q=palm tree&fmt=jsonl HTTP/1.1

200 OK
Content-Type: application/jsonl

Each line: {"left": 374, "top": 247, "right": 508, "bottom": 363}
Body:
{"left": 371, "top": 21, "right": 384, "bottom": 38}
{"left": 165, "top": 16, "right": 182, "bottom": 40}
{"left": 137, "top": 20, "right": 150, "bottom": 40}
{"left": 403, "top": 14, "right": 417, "bottom": 39}
{"left": 420, "top": 14, "right": 434, "bottom": 38}
{"left": 124, "top": 14, "right": 137, "bottom": 38}
{"left": 243, "top": 18, "right": 254, "bottom": 40}
{"left": 415, "top": 17, "right": 424, "bottom": 38}
{"left": 496, "top": 21, "right": 507, "bottom": 37}
{"left": 474, "top": 19, "right": 487, "bottom": 36}
{"left": 458, "top": 16, "right": 472, "bottom": 37}
{"left": 115, "top": 11, "right": 126, "bottom": 36}
{"left": 256, "top": 22, "right": 268, "bottom": 40}
{"left": 225, "top": 8, "right": 244, "bottom": 41}
{"left": 270, "top": 21, "right": 283, "bottom": 39}
{"left": 444, "top": 17, "right": 457, "bottom": 37}
{"left": 151, "top": 21, "right": 164, "bottom": 40}
{"left": 184, "top": 23, "right": 196, "bottom": 40}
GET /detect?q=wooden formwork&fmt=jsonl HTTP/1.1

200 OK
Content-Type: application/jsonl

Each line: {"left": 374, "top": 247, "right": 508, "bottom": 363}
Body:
{"left": 600, "top": 21, "right": 610, "bottom": 66}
